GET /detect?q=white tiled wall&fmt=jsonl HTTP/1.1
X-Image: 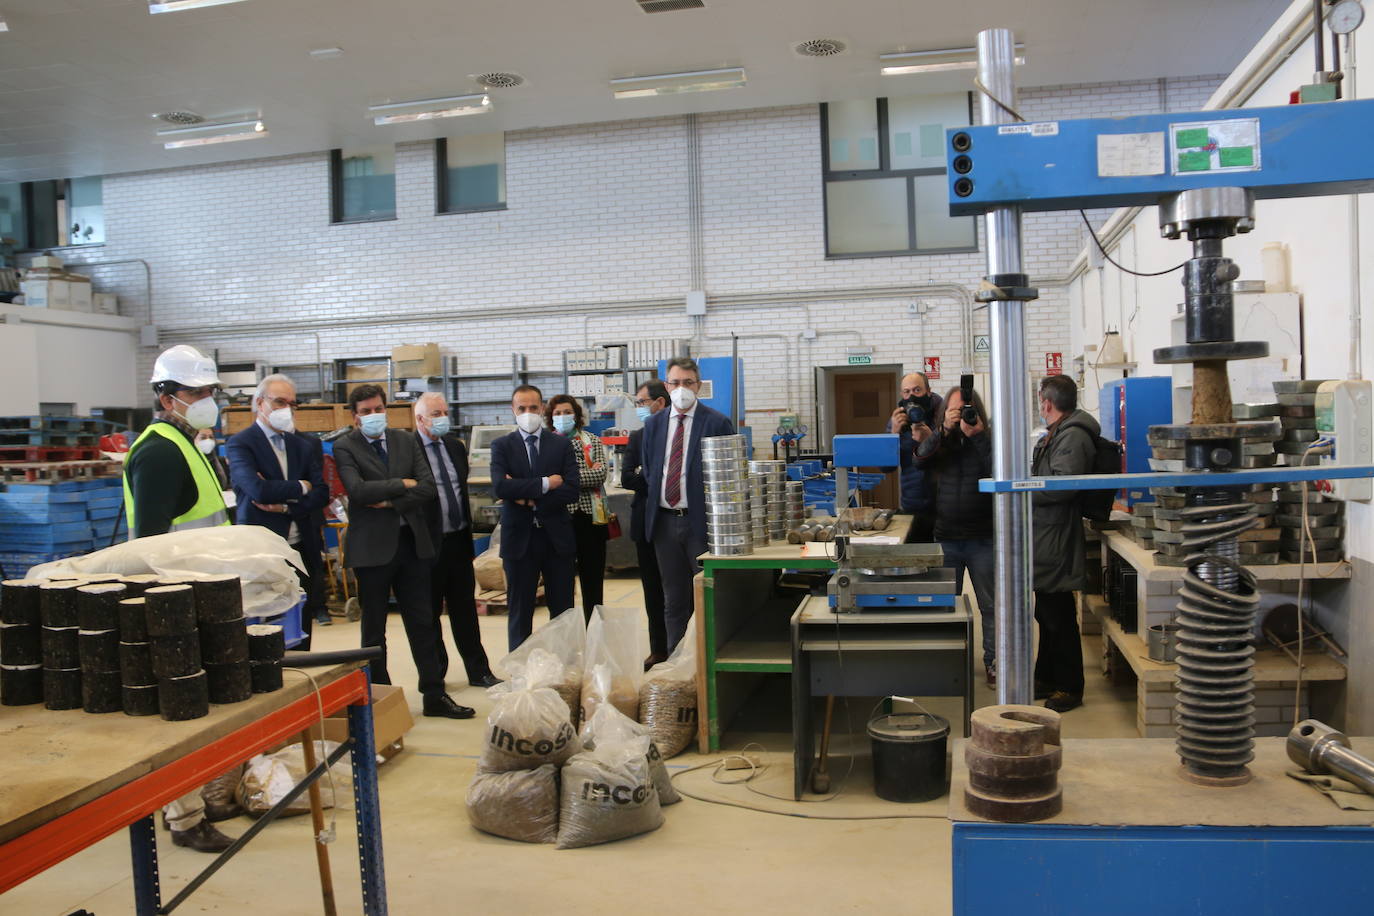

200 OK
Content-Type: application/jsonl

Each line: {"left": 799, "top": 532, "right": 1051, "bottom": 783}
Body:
{"left": 50, "top": 73, "right": 1221, "bottom": 431}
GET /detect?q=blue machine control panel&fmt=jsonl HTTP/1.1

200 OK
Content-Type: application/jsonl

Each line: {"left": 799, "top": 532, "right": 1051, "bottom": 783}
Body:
{"left": 945, "top": 99, "right": 1374, "bottom": 215}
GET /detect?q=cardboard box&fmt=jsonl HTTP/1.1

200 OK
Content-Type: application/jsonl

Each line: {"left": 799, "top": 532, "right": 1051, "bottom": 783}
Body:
{"left": 293, "top": 403, "right": 342, "bottom": 433}
{"left": 93, "top": 292, "right": 119, "bottom": 315}
{"left": 385, "top": 403, "right": 416, "bottom": 431}
{"left": 21, "top": 278, "right": 70, "bottom": 309}
{"left": 66, "top": 276, "right": 92, "bottom": 312}
{"left": 222, "top": 406, "right": 253, "bottom": 434}
{"left": 304, "top": 684, "right": 414, "bottom": 763}
{"left": 391, "top": 343, "right": 441, "bottom": 379}
{"left": 344, "top": 362, "right": 392, "bottom": 399}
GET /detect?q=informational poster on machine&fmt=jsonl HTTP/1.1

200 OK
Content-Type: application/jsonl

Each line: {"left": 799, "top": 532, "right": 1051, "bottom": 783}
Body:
{"left": 1169, "top": 118, "right": 1261, "bottom": 175}
{"left": 924, "top": 356, "right": 941, "bottom": 380}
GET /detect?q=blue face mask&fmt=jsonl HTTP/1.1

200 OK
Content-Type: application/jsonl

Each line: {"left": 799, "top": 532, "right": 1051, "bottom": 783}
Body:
{"left": 552, "top": 414, "right": 576, "bottom": 435}
{"left": 359, "top": 413, "right": 388, "bottom": 438}
{"left": 635, "top": 406, "right": 652, "bottom": 423}
{"left": 428, "top": 416, "right": 451, "bottom": 438}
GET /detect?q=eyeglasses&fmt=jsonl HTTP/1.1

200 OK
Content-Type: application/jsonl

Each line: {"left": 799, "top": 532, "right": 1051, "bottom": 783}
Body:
{"left": 634, "top": 398, "right": 653, "bottom": 407}
{"left": 266, "top": 397, "right": 299, "bottom": 409}
{"left": 664, "top": 378, "right": 699, "bottom": 388}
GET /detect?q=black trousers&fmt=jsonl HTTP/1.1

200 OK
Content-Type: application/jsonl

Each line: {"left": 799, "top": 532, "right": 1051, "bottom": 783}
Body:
{"left": 636, "top": 537, "right": 667, "bottom": 658}
{"left": 571, "top": 510, "right": 608, "bottom": 621}
{"left": 292, "top": 539, "right": 326, "bottom": 651}
{"left": 1033, "top": 589, "right": 1085, "bottom": 697}
{"left": 354, "top": 527, "right": 445, "bottom": 697}
{"left": 503, "top": 527, "right": 576, "bottom": 652}
{"left": 652, "top": 512, "right": 705, "bottom": 654}
{"left": 430, "top": 529, "right": 492, "bottom": 684}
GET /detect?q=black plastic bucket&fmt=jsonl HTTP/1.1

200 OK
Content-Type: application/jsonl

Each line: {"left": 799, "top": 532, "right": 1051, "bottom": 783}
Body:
{"left": 868, "top": 712, "right": 950, "bottom": 803}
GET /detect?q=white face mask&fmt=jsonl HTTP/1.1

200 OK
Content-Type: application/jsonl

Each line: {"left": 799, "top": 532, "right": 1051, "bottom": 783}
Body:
{"left": 196, "top": 437, "right": 217, "bottom": 455}
{"left": 267, "top": 406, "right": 295, "bottom": 433}
{"left": 670, "top": 386, "right": 697, "bottom": 411}
{"left": 515, "top": 412, "right": 543, "bottom": 435}
{"left": 176, "top": 394, "right": 220, "bottom": 430}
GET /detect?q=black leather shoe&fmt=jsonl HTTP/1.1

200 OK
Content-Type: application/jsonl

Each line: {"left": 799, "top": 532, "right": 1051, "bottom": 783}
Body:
{"left": 170, "top": 820, "right": 234, "bottom": 853}
{"left": 643, "top": 653, "right": 668, "bottom": 672}
{"left": 1044, "top": 691, "right": 1083, "bottom": 713}
{"left": 469, "top": 673, "right": 502, "bottom": 689}
{"left": 315, "top": 613, "right": 332, "bottom": 627}
{"left": 423, "top": 694, "right": 475, "bottom": 719}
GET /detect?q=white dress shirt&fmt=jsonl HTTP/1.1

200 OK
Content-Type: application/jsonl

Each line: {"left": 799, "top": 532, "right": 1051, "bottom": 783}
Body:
{"left": 255, "top": 418, "right": 303, "bottom": 543}
{"left": 659, "top": 402, "right": 698, "bottom": 509}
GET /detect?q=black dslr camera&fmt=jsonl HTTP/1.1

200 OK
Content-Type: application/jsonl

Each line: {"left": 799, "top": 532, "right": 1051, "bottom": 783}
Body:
{"left": 898, "top": 397, "right": 927, "bottom": 425}
{"left": 959, "top": 374, "right": 978, "bottom": 426}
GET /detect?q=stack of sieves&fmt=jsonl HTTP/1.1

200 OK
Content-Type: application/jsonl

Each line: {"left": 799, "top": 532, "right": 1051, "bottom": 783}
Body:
{"left": 785, "top": 479, "right": 806, "bottom": 530}
{"left": 703, "top": 435, "right": 753, "bottom": 556}
{"left": 748, "top": 473, "right": 769, "bottom": 546}
{"left": 749, "top": 459, "right": 789, "bottom": 541}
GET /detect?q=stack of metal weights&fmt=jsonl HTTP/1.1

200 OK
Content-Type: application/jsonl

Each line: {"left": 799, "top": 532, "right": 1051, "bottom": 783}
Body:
{"left": 747, "top": 472, "right": 769, "bottom": 547}
{"left": 1270, "top": 379, "right": 1344, "bottom": 563}
{"left": 748, "top": 459, "right": 788, "bottom": 541}
{"left": 963, "top": 705, "right": 1064, "bottom": 822}
{"left": 703, "top": 435, "right": 752, "bottom": 556}
{"left": 785, "top": 480, "right": 806, "bottom": 531}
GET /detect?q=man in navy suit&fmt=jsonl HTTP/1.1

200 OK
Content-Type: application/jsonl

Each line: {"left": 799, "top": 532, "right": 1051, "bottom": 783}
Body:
{"left": 226, "top": 373, "right": 331, "bottom": 648}
{"left": 641, "top": 357, "right": 735, "bottom": 652}
{"left": 491, "top": 385, "right": 579, "bottom": 651}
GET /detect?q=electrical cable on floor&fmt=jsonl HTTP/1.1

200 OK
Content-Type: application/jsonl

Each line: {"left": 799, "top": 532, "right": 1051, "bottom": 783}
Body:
{"left": 284, "top": 666, "right": 338, "bottom": 844}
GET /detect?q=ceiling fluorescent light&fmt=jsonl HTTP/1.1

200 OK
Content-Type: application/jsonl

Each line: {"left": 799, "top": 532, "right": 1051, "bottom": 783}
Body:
{"left": 0, "top": 17, "right": 8, "bottom": 32}
{"left": 610, "top": 67, "right": 746, "bottom": 100}
{"left": 159, "top": 119, "right": 266, "bottom": 149}
{"left": 368, "top": 93, "right": 491, "bottom": 125}
{"left": 149, "top": 0, "right": 250, "bottom": 12}
{"left": 879, "top": 45, "right": 1025, "bottom": 76}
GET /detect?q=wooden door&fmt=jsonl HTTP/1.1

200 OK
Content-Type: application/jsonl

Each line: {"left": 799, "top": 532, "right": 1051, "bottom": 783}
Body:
{"left": 831, "top": 370, "right": 900, "bottom": 509}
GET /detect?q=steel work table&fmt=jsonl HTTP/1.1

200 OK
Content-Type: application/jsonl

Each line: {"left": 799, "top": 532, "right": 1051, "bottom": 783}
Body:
{"left": 950, "top": 737, "right": 1374, "bottom": 915}
{"left": 791, "top": 594, "right": 973, "bottom": 800}
{"left": 0, "top": 663, "right": 386, "bottom": 915}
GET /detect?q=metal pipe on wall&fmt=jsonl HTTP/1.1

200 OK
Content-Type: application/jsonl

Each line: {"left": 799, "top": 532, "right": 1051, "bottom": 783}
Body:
{"left": 977, "top": 27, "right": 1036, "bottom": 707}
{"left": 60, "top": 257, "right": 154, "bottom": 324}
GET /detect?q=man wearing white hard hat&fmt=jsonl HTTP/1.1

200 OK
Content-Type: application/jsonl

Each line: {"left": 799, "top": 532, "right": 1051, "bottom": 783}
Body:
{"left": 122, "top": 345, "right": 236, "bottom": 853}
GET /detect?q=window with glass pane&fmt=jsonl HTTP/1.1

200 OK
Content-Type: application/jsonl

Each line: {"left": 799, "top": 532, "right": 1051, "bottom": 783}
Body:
{"left": 438, "top": 134, "right": 505, "bottom": 213}
{"left": 821, "top": 93, "right": 976, "bottom": 257}
{"left": 331, "top": 145, "right": 396, "bottom": 222}
{"left": 0, "top": 182, "right": 27, "bottom": 249}
{"left": 68, "top": 177, "right": 104, "bottom": 245}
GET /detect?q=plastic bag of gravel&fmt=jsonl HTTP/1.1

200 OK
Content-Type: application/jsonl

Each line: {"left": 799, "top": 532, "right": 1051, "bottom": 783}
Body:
{"left": 579, "top": 703, "right": 681, "bottom": 806}
{"left": 494, "top": 609, "right": 584, "bottom": 726}
{"left": 580, "top": 606, "right": 643, "bottom": 724}
{"left": 479, "top": 650, "right": 581, "bottom": 773}
{"left": 556, "top": 734, "right": 663, "bottom": 849}
{"left": 640, "top": 617, "right": 698, "bottom": 758}
{"left": 466, "top": 764, "right": 559, "bottom": 844}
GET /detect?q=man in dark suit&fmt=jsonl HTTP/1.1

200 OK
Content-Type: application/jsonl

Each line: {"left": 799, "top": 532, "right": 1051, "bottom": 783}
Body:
{"left": 491, "top": 385, "right": 579, "bottom": 651}
{"left": 413, "top": 393, "right": 499, "bottom": 689}
{"left": 226, "top": 373, "right": 331, "bottom": 648}
{"left": 641, "top": 357, "right": 735, "bottom": 653}
{"left": 623, "top": 378, "right": 670, "bottom": 668}
{"left": 333, "top": 383, "right": 472, "bottom": 719}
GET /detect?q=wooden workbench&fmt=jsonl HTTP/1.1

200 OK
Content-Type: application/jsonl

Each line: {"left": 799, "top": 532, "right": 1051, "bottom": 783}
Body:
{"left": 0, "top": 663, "right": 387, "bottom": 915}
{"left": 950, "top": 737, "right": 1374, "bottom": 914}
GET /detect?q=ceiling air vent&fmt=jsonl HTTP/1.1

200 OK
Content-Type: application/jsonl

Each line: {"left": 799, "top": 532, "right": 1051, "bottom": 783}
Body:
{"left": 475, "top": 72, "right": 525, "bottom": 90}
{"left": 637, "top": 0, "right": 706, "bottom": 13}
{"left": 794, "top": 38, "right": 847, "bottom": 58}
{"left": 154, "top": 111, "right": 205, "bottom": 126}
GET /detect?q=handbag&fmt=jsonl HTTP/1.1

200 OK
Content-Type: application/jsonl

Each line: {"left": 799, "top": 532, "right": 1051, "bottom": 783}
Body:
{"left": 606, "top": 513, "right": 622, "bottom": 539}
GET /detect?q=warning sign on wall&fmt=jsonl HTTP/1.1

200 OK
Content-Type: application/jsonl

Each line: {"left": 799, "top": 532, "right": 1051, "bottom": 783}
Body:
{"left": 1045, "top": 352, "right": 1063, "bottom": 375}
{"left": 924, "top": 356, "right": 941, "bottom": 380}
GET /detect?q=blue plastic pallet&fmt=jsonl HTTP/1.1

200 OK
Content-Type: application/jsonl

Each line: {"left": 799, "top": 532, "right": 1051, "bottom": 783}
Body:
{"left": 0, "top": 504, "right": 88, "bottom": 524}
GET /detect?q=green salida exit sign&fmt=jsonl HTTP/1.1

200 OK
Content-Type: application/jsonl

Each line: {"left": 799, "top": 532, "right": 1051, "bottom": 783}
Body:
{"left": 847, "top": 353, "right": 873, "bottom": 365}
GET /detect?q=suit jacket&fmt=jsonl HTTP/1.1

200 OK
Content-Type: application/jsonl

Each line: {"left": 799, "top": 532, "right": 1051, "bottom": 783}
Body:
{"left": 621, "top": 426, "right": 651, "bottom": 543}
{"left": 490, "top": 428, "right": 579, "bottom": 560}
{"left": 226, "top": 423, "right": 330, "bottom": 558}
{"left": 333, "top": 427, "right": 438, "bottom": 567}
{"left": 415, "top": 430, "right": 474, "bottom": 549}
{"left": 640, "top": 402, "right": 735, "bottom": 544}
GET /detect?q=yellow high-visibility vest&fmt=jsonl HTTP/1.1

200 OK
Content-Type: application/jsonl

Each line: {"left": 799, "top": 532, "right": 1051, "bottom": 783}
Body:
{"left": 122, "top": 422, "right": 229, "bottom": 536}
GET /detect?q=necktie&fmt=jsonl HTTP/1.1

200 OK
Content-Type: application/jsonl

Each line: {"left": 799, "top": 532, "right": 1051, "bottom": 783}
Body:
{"left": 271, "top": 434, "right": 288, "bottom": 478}
{"left": 665, "top": 413, "right": 686, "bottom": 506}
{"left": 370, "top": 437, "right": 387, "bottom": 465}
{"left": 431, "top": 441, "right": 464, "bottom": 531}
{"left": 526, "top": 433, "right": 539, "bottom": 473}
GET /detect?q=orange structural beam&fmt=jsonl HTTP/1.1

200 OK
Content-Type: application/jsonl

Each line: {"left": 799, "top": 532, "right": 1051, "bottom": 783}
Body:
{"left": 0, "top": 668, "right": 370, "bottom": 894}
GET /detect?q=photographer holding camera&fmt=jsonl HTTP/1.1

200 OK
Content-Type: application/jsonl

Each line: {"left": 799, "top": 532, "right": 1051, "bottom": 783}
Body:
{"left": 886, "top": 371, "right": 942, "bottom": 542}
{"left": 915, "top": 375, "right": 997, "bottom": 686}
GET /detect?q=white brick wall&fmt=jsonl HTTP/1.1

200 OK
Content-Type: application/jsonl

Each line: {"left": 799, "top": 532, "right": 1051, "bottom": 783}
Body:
{"left": 46, "top": 73, "right": 1221, "bottom": 430}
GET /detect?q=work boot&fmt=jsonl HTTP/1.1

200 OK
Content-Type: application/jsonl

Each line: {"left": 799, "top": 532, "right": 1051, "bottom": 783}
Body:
{"left": 170, "top": 820, "right": 234, "bottom": 853}
{"left": 200, "top": 764, "right": 244, "bottom": 822}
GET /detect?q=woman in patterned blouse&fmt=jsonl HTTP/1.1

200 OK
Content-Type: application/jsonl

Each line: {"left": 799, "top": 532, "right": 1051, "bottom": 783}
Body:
{"left": 546, "top": 394, "right": 610, "bottom": 619}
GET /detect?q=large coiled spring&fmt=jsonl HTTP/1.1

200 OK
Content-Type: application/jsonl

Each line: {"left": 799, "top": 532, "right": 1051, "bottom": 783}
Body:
{"left": 1173, "top": 497, "right": 1261, "bottom": 782}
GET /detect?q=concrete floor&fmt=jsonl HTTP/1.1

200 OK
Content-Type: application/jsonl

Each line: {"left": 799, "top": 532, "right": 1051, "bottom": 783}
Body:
{"left": 5, "top": 574, "right": 1138, "bottom": 915}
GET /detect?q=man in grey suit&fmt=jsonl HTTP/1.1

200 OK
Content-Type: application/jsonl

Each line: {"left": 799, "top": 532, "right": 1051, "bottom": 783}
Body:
{"left": 333, "top": 383, "right": 472, "bottom": 719}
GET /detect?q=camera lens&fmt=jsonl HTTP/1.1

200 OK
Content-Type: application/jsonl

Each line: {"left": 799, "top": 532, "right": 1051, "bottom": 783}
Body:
{"left": 961, "top": 405, "right": 979, "bottom": 425}
{"left": 907, "top": 405, "right": 926, "bottom": 425}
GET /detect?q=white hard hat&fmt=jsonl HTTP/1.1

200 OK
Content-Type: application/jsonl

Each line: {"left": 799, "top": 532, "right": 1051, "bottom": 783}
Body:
{"left": 150, "top": 345, "right": 221, "bottom": 388}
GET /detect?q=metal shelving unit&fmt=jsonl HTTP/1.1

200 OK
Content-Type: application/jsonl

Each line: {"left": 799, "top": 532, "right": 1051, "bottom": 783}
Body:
{"left": 447, "top": 353, "right": 559, "bottom": 430}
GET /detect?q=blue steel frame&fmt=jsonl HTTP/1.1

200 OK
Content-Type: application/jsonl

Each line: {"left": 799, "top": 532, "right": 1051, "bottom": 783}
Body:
{"left": 978, "top": 463, "right": 1374, "bottom": 493}
{"left": 953, "top": 822, "right": 1374, "bottom": 915}
{"left": 946, "top": 98, "right": 1374, "bottom": 215}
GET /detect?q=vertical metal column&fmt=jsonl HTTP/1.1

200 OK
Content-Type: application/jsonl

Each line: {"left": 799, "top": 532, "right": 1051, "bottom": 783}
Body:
{"left": 128, "top": 814, "right": 161, "bottom": 916}
{"left": 348, "top": 671, "right": 388, "bottom": 915}
{"left": 977, "top": 28, "right": 1036, "bottom": 706}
